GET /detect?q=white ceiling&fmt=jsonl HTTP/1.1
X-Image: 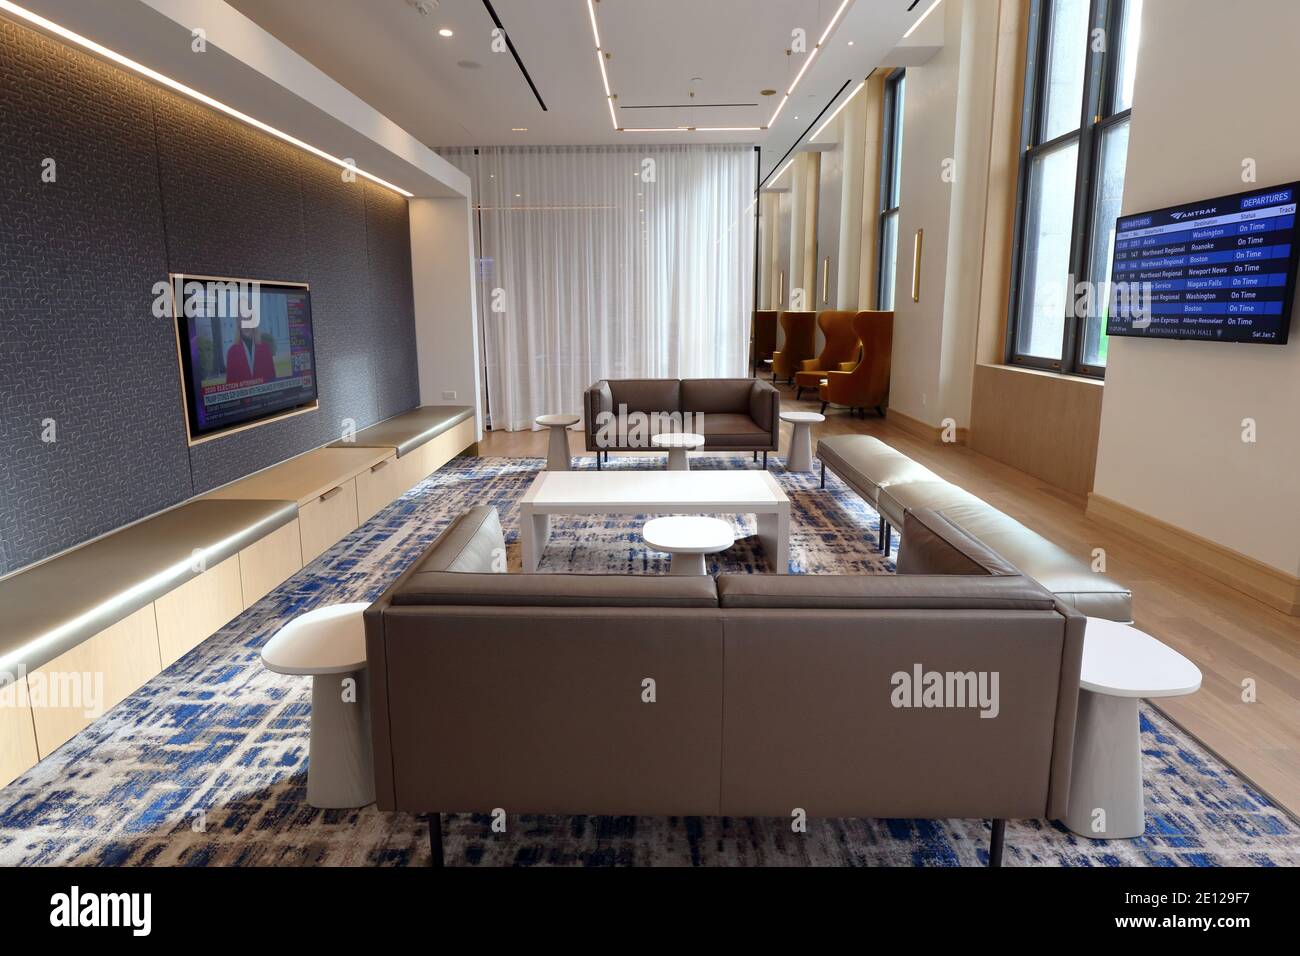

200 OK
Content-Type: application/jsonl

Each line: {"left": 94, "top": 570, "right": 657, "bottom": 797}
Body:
{"left": 227, "top": 0, "right": 928, "bottom": 181}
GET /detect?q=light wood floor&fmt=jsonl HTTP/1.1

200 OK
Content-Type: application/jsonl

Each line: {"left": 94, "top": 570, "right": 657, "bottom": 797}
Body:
{"left": 478, "top": 384, "right": 1300, "bottom": 818}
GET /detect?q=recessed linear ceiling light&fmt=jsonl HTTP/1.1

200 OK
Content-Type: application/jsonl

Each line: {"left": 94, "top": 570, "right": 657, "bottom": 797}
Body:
{"left": 511, "top": 127, "right": 528, "bottom": 131}
{"left": 586, "top": 0, "right": 760, "bottom": 133}
{"left": 903, "top": 0, "right": 944, "bottom": 38}
{"left": 767, "top": 0, "right": 852, "bottom": 128}
{"left": 438, "top": 28, "right": 454, "bottom": 37}
{"left": 0, "top": 0, "right": 414, "bottom": 197}
{"left": 811, "top": 77, "right": 866, "bottom": 140}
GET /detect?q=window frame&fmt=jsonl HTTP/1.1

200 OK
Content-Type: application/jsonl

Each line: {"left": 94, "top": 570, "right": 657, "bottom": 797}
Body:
{"left": 1006, "top": 0, "right": 1137, "bottom": 377}
{"left": 877, "top": 68, "right": 905, "bottom": 311}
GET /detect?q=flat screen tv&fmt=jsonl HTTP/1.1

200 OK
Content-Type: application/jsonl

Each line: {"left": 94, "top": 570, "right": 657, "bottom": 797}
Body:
{"left": 172, "top": 275, "right": 319, "bottom": 443}
{"left": 1106, "top": 181, "right": 1299, "bottom": 344}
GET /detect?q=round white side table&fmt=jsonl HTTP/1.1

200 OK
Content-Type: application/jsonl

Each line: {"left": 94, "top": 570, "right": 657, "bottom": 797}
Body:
{"left": 536, "top": 414, "right": 580, "bottom": 471}
{"left": 1065, "top": 618, "right": 1202, "bottom": 839}
{"left": 651, "top": 432, "right": 705, "bottom": 471}
{"left": 780, "top": 410, "right": 824, "bottom": 472}
{"left": 642, "top": 516, "right": 734, "bottom": 575}
{"left": 261, "top": 602, "right": 375, "bottom": 809}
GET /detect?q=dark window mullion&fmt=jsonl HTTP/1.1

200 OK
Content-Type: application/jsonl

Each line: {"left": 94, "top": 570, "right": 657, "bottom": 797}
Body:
{"left": 1058, "top": 0, "right": 1112, "bottom": 373}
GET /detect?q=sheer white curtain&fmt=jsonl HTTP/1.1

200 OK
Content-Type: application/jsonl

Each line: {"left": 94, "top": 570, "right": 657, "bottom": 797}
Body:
{"left": 442, "top": 145, "right": 755, "bottom": 431}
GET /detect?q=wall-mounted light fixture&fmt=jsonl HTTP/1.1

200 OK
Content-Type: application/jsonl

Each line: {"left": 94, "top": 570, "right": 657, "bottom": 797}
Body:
{"left": 0, "top": 0, "right": 414, "bottom": 197}
{"left": 912, "top": 228, "right": 924, "bottom": 303}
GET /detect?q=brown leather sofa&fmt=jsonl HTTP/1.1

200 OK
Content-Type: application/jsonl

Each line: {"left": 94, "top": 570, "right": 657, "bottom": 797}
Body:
{"left": 365, "top": 505, "right": 1085, "bottom": 867}
{"left": 794, "top": 309, "right": 860, "bottom": 399}
{"left": 583, "top": 377, "right": 780, "bottom": 468}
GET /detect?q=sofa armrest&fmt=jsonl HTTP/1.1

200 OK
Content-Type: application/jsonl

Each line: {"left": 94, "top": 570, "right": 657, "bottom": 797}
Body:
{"left": 584, "top": 380, "right": 613, "bottom": 449}
{"left": 748, "top": 378, "right": 780, "bottom": 434}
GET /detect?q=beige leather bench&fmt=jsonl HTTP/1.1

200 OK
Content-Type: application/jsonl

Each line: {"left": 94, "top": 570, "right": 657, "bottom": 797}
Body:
{"left": 0, "top": 498, "right": 299, "bottom": 785}
{"left": 817, "top": 435, "right": 1132, "bottom": 622}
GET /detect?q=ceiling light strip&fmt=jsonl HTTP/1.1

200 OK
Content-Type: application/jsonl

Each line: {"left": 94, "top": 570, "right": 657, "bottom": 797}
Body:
{"left": 0, "top": 0, "right": 414, "bottom": 197}
{"left": 811, "top": 78, "right": 866, "bottom": 141}
{"left": 768, "top": 0, "right": 852, "bottom": 128}
{"left": 587, "top": 0, "right": 764, "bottom": 133}
{"left": 903, "top": 0, "right": 944, "bottom": 38}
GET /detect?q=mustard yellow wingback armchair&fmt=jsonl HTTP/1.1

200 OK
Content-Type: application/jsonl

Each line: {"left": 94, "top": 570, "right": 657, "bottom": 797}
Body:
{"left": 794, "top": 310, "right": 861, "bottom": 399}
{"left": 819, "top": 310, "right": 894, "bottom": 417}
{"left": 770, "top": 311, "right": 817, "bottom": 383}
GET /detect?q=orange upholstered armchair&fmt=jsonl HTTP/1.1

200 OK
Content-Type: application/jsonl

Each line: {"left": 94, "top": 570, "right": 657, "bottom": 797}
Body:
{"left": 750, "top": 310, "right": 779, "bottom": 376}
{"left": 819, "top": 310, "right": 894, "bottom": 417}
{"left": 770, "top": 310, "right": 816, "bottom": 383}
{"left": 794, "top": 310, "right": 860, "bottom": 399}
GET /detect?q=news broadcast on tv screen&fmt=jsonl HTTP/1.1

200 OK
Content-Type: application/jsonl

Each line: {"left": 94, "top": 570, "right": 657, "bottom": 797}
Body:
{"left": 177, "top": 280, "right": 318, "bottom": 439}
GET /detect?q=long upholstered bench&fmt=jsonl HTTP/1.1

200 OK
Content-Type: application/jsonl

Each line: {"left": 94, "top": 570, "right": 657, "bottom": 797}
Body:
{"left": 0, "top": 405, "right": 478, "bottom": 789}
{"left": 818, "top": 435, "right": 1132, "bottom": 623}
{"left": 0, "top": 498, "right": 299, "bottom": 785}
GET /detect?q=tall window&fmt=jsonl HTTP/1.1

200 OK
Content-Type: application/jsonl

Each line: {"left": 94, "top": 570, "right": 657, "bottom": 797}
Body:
{"left": 877, "top": 69, "right": 905, "bottom": 310}
{"left": 1008, "top": 0, "right": 1142, "bottom": 376}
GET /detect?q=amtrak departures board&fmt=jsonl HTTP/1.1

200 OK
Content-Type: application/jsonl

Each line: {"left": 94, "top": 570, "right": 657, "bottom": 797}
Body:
{"left": 1107, "top": 181, "right": 1299, "bottom": 344}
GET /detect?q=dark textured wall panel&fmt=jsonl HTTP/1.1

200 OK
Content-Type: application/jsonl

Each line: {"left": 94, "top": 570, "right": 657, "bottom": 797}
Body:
{"left": 0, "top": 17, "right": 419, "bottom": 573}
{"left": 152, "top": 91, "right": 306, "bottom": 284}
{"left": 362, "top": 181, "right": 421, "bottom": 418}
{"left": 0, "top": 19, "right": 191, "bottom": 574}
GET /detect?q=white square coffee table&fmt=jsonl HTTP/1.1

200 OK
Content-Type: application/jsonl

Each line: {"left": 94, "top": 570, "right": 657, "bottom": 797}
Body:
{"left": 518, "top": 470, "right": 790, "bottom": 573}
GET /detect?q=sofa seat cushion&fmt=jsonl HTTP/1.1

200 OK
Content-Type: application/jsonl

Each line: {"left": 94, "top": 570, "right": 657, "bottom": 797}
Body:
{"left": 392, "top": 572, "right": 719, "bottom": 608}
{"left": 699, "top": 413, "right": 768, "bottom": 445}
{"left": 818, "top": 435, "right": 940, "bottom": 503}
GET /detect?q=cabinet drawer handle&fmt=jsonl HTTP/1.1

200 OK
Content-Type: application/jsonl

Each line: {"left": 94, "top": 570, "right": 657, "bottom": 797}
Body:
{"left": 319, "top": 485, "right": 344, "bottom": 502}
{"left": 371, "top": 459, "right": 390, "bottom": 472}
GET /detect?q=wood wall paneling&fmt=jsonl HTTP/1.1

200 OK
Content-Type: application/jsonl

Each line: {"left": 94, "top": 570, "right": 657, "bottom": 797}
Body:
{"left": 27, "top": 603, "right": 161, "bottom": 757}
{"left": 153, "top": 556, "right": 244, "bottom": 668}
{"left": 238, "top": 518, "right": 303, "bottom": 608}
{"left": 968, "top": 363, "right": 1102, "bottom": 497}
{"left": 0, "top": 675, "right": 39, "bottom": 787}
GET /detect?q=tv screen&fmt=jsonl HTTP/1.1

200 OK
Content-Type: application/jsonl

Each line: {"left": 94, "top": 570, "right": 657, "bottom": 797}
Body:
{"left": 173, "top": 277, "right": 319, "bottom": 441}
{"left": 1107, "top": 181, "right": 1299, "bottom": 344}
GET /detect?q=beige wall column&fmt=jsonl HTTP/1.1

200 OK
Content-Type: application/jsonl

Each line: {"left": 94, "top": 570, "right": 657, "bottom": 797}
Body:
{"left": 837, "top": 88, "right": 868, "bottom": 308}
{"left": 788, "top": 152, "right": 820, "bottom": 311}
{"left": 858, "top": 72, "right": 888, "bottom": 311}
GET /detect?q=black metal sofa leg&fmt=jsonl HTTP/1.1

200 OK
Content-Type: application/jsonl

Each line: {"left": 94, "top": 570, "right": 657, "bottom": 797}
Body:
{"left": 880, "top": 521, "right": 891, "bottom": 553}
{"left": 989, "top": 819, "right": 1005, "bottom": 868}
{"left": 763, "top": 451, "right": 768, "bottom": 469}
{"left": 820, "top": 461, "right": 825, "bottom": 488}
{"left": 596, "top": 451, "right": 602, "bottom": 470}
{"left": 429, "top": 813, "right": 444, "bottom": 867}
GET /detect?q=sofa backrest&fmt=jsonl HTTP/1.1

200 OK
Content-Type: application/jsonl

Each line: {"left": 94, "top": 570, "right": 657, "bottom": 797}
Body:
{"left": 680, "top": 378, "right": 754, "bottom": 414}
{"left": 606, "top": 378, "right": 681, "bottom": 415}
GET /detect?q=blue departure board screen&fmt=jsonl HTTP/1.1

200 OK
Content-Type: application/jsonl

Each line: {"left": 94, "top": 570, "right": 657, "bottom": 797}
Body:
{"left": 1107, "top": 181, "right": 1300, "bottom": 344}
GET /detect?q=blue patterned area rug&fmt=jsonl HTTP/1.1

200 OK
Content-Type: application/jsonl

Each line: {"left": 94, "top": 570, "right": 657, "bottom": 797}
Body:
{"left": 0, "top": 453, "right": 1296, "bottom": 866}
